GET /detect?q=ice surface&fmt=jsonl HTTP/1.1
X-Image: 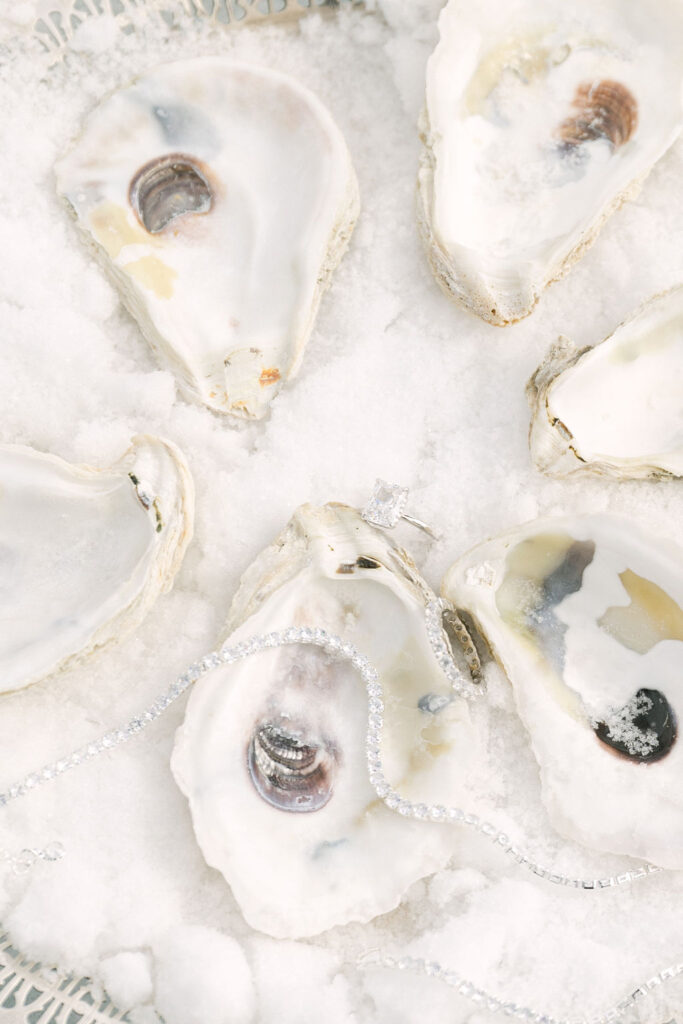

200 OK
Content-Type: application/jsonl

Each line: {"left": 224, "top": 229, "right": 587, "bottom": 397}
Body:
{"left": 0, "top": 2, "right": 682, "bottom": 1021}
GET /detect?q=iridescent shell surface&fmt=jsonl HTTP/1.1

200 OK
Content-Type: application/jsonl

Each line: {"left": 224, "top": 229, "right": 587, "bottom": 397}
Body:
{"left": 419, "top": 0, "right": 683, "bottom": 325}
{"left": 172, "top": 503, "right": 479, "bottom": 938}
{"left": 442, "top": 515, "right": 683, "bottom": 868}
{"left": 56, "top": 59, "right": 359, "bottom": 418}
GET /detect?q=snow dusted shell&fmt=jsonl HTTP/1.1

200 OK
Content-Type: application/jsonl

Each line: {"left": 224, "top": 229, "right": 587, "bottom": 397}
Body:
{"left": 0, "top": 436, "right": 193, "bottom": 693}
{"left": 172, "top": 503, "right": 477, "bottom": 938}
{"left": 55, "top": 59, "right": 359, "bottom": 419}
{"left": 528, "top": 288, "right": 683, "bottom": 478}
{"left": 418, "top": 0, "right": 683, "bottom": 325}
{"left": 442, "top": 516, "right": 683, "bottom": 869}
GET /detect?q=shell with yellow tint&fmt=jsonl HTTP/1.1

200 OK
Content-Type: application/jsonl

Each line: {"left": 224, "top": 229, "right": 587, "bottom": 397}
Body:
{"left": 171, "top": 503, "right": 479, "bottom": 938}
{"left": 442, "top": 515, "right": 683, "bottom": 868}
{"left": 56, "top": 59, "right": 359, "bottom": 419}
{"left": 418, "top": 0, "right": 683, "bottom": 325}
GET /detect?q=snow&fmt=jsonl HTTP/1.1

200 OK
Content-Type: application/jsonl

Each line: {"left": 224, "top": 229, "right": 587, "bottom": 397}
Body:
{"left": 0, "top": 1, "right": 682, "bottom": 1021}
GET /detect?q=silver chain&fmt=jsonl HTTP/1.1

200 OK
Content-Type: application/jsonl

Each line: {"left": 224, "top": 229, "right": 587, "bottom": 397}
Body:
{"left": 356, "top": 951, "right": 683, "bottom": 1024}
{"left": 0, "top": 841, "right": 64, "bottom": 875}
{"left": 0, "top": 620, "right": 674, "bottom": 1020}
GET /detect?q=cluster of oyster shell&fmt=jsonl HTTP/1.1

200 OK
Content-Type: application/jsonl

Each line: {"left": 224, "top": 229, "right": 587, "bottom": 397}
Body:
{"left": 166, "top": 4, "right": 683, "bottom": 942}
{"left": 4, "top": 59, "right": 359, "bottom": 699}
{"left": 418, "top": 0, "right": 683, "bottom": 480}
{"left": 4, "top": 0, "right": 683, "bottom": 955}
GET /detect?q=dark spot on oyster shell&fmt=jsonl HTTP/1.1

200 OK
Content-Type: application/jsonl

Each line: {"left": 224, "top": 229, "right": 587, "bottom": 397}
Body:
{"left": 248, "top": 721, "right": 336, "bottom": 812}
{"left": 129, "top": 153, "right": 213, "bottom": 234}
{"left": 356, "top": 556, "right": 381, "bottom": 569}
{"left": 558, "top": 80, "right": 638, "bottom": 150}
{"left": 594, "top": 688, "right": 676, "bottom": 763}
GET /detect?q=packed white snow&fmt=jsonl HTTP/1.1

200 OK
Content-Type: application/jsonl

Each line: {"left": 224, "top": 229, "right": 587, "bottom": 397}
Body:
{"left": 0, "top": 1, "right": 682, "bottom": 1021}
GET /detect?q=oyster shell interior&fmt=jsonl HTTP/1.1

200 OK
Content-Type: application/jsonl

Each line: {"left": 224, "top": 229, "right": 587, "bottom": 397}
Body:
{"left": 0, "top": 436, "right": 193, "bottom": 693}
{"left": 528, "top": 287, "right": 683, "bottom": 478}
{"left": 172, "top": 503, "right": 480, "bottom": 938}
{"left": 418, "top": 0, "right": 683, "bottom": 325}
{"left": 56, "top": 58, "right": 359, "bottom": 419}
{"left": 442, "top": 515, "right": 683, "bottom": 869}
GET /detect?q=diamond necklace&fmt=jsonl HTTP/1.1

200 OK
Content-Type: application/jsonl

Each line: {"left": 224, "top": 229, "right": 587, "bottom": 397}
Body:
{"left": 1, "top": 616, "right": 675, "bottom": 1022}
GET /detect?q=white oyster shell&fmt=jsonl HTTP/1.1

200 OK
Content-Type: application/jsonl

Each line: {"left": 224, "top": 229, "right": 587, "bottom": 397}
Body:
{"left": 528, "top": 288, "right": 683, "bottom": 478}
{"left": 0, "top": 436, "right": 193, "bottom": 693}
{"left": 442, "top": 515, "right": 683, "bottom": 869}
{"left": 418, "top": 0, "right": 683, "bottom": 325}
{"left": 172, "top": 503, "right": 478, "bottom": 938}
{"left": 55, "top": 59, "right": 359, "bottom": 419}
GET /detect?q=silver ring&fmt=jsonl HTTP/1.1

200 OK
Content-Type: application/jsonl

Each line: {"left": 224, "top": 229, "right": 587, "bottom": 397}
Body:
{"left": 361, "top": 480, "right": 440, "bottom": 540}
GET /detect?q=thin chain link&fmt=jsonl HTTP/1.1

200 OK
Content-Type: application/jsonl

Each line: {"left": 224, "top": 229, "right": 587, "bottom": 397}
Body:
{"left": 0, "top": 624, "right": 660, "bottom": 894}
{"left": 0, "top": 841, "right": 64, "bottom": 875}
{"left": 0, "top": 623, "right": 674, "bottom": 1020}
{"left": 357, "top": 951, "right": 683, "bottom": 1024}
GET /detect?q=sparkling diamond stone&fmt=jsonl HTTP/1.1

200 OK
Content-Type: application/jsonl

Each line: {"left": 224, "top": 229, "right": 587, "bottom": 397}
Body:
{"left": 361, "top": 479, "right": 409, "bottom": 529}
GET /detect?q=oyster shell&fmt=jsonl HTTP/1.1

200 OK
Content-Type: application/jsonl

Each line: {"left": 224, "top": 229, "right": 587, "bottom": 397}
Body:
{"left": 528, "top": 287, "right": 683, "bottom": 478}
{"left": 418, "top": 0, "right": 683, "bottom": 325}
{"left": 55, "top": 59, "right": 359, "bottom": 419}
{"left": 172, "top": 503, "right": 478, "bottom": 938}
{"left": 0, "top": 436, "right": 193, "bottom": 693}
{"left": 442, "top": 515, "right": 683, "bottom": 868}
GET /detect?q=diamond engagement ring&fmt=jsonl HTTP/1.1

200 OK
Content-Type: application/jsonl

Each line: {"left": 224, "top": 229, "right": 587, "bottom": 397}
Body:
{"left": 361, "top": 479, "right": 440, "bottom": 539}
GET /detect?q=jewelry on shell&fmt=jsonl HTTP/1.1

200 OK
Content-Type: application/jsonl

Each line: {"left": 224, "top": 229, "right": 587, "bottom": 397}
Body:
{"left": 361, "top": 478, "right": 441, "bottom": 540}
{"left": 0, "top": 481, "right": 675, "bottom": 1023}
